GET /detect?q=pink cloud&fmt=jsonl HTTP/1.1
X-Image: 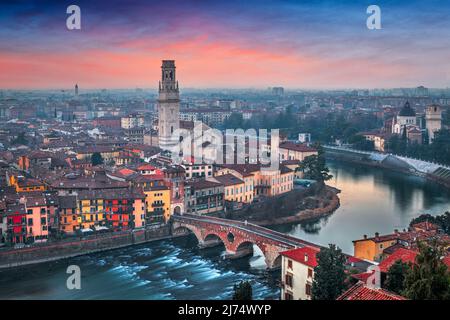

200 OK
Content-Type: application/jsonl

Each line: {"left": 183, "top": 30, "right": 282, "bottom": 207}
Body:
{"left": 0, "top": 34, "right": 416, "bottom": 89}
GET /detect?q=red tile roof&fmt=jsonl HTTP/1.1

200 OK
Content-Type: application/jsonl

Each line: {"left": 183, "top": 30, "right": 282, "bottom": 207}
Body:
{"left": 279, "top": 141, "right": 317, "bottom": 153}
{"left": 138, "top": 164, "right": 156, "bottom": 171}
{"left": 411, "top": 221, "right": 440, "bottom": 232}
{"left": 378, "top": 248, "right": 418, "bottom": 273}
{"left": 281, "top": 247, "right": 319, "bottom": 268}
{"left": 337, "top": 282, "right": 406, "bottom": 300}
{"left": 351, "top": 271, "right": 375, "bottom": 283}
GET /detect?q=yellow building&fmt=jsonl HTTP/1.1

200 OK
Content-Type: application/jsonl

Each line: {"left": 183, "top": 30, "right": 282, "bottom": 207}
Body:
{"left": 210, "top": 174, "right": 248, "bottom": 203}
{"left": 75, "top": 146, "right": 120, "bottom": 163}
{"left": 143, "top": 186, "right": 171, "bottom": 223}
{"left": 78, "top": 195, "right": 105, "bottom": 229}
{"left": 353, "top": 233, "right": 398, "bottom": 262}
{"left": 279, "top": 142, "right": 318, "bottom": 162}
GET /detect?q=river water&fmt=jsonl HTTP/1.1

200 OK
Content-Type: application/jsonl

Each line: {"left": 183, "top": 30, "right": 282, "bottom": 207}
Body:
{"left": 0, "top": 161, "right": 449, "bottom": 300}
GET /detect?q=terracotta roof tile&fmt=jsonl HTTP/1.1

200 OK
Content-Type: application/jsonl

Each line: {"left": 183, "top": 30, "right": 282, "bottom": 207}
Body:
{"left": 337, "top": 282, "right": 406, "bottom": 300}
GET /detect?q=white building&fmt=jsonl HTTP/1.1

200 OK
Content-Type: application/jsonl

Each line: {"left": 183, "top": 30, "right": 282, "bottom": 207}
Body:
{"left": 280, "top": 247, "right": 319, "bottom": 300}
{"left": 392, "top": 101, "right": 417, "bottom": 134}
{"left": 182, "top": 162, "right": 213, "bottom": 179}
{"left": 121, "top": 113, "right": 144, "bottom": 129}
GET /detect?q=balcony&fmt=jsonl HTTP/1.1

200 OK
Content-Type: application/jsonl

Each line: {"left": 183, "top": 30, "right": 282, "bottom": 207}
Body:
{"left": 151, "top": 202, "right": 165, "bottom": 207}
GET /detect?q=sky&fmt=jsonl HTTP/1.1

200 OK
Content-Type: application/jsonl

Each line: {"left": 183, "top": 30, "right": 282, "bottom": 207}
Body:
{"left": 1, "top": 0, "right": 450, "bottom": 90}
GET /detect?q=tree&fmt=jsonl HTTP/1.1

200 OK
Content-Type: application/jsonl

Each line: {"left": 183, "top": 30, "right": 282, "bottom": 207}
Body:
{"left": 384, "top": 260, "right": 411, "bottom": 294}
{"left": 348, "top": 134, "right": 374, "bottom": 151}
{"left": 12, "top": 132, "right": 28, "bottom": 145}
{"left": 312, "top": 244, "right": 346, "bottom": 300}
{"left": 232, "top": 281, "right": 253, "bottom": 300}
{"left": 91, "top": 152, "right": 104, "bottom": 166}
{"left": 410, "top": 212, "right": 450, "bottom": 235}
{"left": 403, "top": 241, "right": 450, "bottom": 300}
{"left": 299, "top": 144, "right": 332, "bottom": 183}
{"left": 223, "top": 112, "right": 244, "bottom": 129}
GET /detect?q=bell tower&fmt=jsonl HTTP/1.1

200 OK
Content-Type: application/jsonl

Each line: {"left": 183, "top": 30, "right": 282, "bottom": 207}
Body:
{"left": 425, "top": 105, "right": 442, "bottom": 143}
{"left": 158, "top": 60, "right": 180, "bottom": 150}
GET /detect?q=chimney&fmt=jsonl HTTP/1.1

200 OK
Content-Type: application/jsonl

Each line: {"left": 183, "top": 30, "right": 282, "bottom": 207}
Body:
{"left": 363, "top": 234, "right": 367, "bottom": 239}
{"left": 375, "top": 232, "right": 379, "bottom": 238}
{"left": 304, "top": 253, "right": 308, "bottom": 262}
{"left": 394, "top": 229, "right": 399, "bottom": 235}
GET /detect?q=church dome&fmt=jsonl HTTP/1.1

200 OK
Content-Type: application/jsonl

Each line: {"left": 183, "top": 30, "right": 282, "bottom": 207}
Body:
{"left": 399, "top": 101, "right": 416, "bottom": 117}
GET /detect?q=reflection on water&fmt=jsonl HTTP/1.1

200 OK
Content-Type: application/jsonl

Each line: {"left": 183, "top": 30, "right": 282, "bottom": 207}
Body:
{"left": 272, "top": 160, "right": 450, "bottom": 254}
{"left": 0, "top": 160, "right": 449, "bottom": 299}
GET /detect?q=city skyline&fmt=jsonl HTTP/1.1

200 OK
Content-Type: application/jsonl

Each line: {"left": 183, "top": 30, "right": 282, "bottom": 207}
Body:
{"left": 2, "top": 0, "right": 450, "bottom": 89}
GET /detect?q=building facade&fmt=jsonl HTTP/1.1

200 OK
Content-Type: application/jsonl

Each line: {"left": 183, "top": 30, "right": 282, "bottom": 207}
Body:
{"left": 280, "top": 247, "right": 319, "bottom": 300}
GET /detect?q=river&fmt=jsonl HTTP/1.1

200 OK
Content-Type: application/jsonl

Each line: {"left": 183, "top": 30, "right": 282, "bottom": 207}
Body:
{"left": 0, "top": 161, "right": 449, "bottom": 299}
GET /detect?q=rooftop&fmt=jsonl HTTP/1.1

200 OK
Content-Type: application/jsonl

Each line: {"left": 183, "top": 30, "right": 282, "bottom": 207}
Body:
{"left": 213, "top": 174, "right": 244, "bottom": 186}
{"left": 280, "top": 246, "right": 319, "bottom": 268}
{"left": 279, "top": 141, "right": 317, "bottom": 153}
{"left": 337, "top": 282, "right": 406, "bottom": 300}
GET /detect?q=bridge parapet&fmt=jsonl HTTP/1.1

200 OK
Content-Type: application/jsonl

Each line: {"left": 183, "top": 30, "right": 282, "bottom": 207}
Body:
{"left": 172, "top": 214, "right": 321, "bottom": 269}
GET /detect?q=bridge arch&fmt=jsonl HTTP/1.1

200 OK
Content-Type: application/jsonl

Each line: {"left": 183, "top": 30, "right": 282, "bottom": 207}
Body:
{"left": 172, "top": 225, "right": 203, "bottom": 244}
{"left": 202, "top": 233, "right": 226, "bottom": 249}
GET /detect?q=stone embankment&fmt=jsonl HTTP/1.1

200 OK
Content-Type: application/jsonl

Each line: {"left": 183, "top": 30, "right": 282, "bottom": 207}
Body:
{"left": 225, "top": 184, "right": 340, "bottom": 226}
{"left": 0, "top": 225, "right": 171, "bottom": 269}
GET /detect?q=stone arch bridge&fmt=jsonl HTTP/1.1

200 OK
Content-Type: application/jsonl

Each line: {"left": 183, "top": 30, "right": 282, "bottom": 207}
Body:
{"left": 172, "top": 214, "right": 320, "bottom": 269}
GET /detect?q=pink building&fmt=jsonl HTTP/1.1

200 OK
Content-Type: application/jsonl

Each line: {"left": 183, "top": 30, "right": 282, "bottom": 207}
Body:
{"left": 22, "top": 195, "right": 49, "bottom": 242}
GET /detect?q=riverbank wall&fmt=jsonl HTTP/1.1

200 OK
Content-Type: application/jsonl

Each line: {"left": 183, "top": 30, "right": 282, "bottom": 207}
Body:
{"left": 0, "top": 225, "right": 172, "bottom": 269}
{"left": 324, "top": 146, "right": 450, "bottom": 190}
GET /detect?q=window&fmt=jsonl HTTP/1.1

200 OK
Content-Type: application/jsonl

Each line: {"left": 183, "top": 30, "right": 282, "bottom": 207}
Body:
{"left": 308, "top": 268, "right": 313, "bottom": 278}
{"left": 305, "top": 283, "right": 312, "bottom": 296}
{"left": 284, "top": 292, "right": 293, "bottom": 300}
{"left": 285, "top": 274, "right": 293, "bottom": 287}
{"left": 288, "top": 259, "right": 293, "bottom": 269}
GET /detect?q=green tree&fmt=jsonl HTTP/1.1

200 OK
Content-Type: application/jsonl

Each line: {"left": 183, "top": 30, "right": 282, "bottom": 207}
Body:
{"left": 384, "top": 260, "right": 411, "bottom": 295}
{"left": 299, "top": 144, "right": 332, "bottom": 183}
{"left": 91, "top": 152, "right": 104, "bottom": 166}
{"left": 410, "top": 212, "right": 450, "bottom": 235}
{"left": 223, "top": 112, "right": 244, "bottom": 129}
{"left": 348, "top": 134, "right": 374, "bottom": 151}
{"left": 12, "top": 132, "right": 28, "bottom": 145}
{"left": 312, "top": 244, "right": 346, "bottom": 300}
{"left": 403, "top": 241, "right": 450, "bottom": 300}
{"left": 232, "top": 281, "right": 253, "bottom": 300}
{"left": 430, "top": 129, "right": 450, "bottom": 166}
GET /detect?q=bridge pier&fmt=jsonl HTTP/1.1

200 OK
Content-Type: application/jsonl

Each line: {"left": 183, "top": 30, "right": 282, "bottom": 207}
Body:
{"left": 198, "top": 238, "right": 224, "bottom": 249}
{"left": 223, "top": 249, "right": 253, "bottom": 260}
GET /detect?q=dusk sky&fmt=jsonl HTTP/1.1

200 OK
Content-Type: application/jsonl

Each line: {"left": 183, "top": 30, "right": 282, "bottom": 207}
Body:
{"left": 1, "top": 0, "right": 450, "bottom": 89}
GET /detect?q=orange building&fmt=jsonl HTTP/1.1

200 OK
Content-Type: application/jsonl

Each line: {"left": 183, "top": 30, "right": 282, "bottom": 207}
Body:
{"left": 58, "top": 195, "right": 79, "bottom": 234}
{"left": 10, "top": 176, "right": 46, "bottom": 193}
{"left": 77, "top": 189, "right": 145, "bottom": 231}
{"left": 353, "top": 233, "right": 398, "bottom": 262}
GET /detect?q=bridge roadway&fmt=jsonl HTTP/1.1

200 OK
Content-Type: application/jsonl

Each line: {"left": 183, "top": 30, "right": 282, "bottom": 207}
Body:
{"left": 172, "top": 213, "right": 322, "bottom": 250}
